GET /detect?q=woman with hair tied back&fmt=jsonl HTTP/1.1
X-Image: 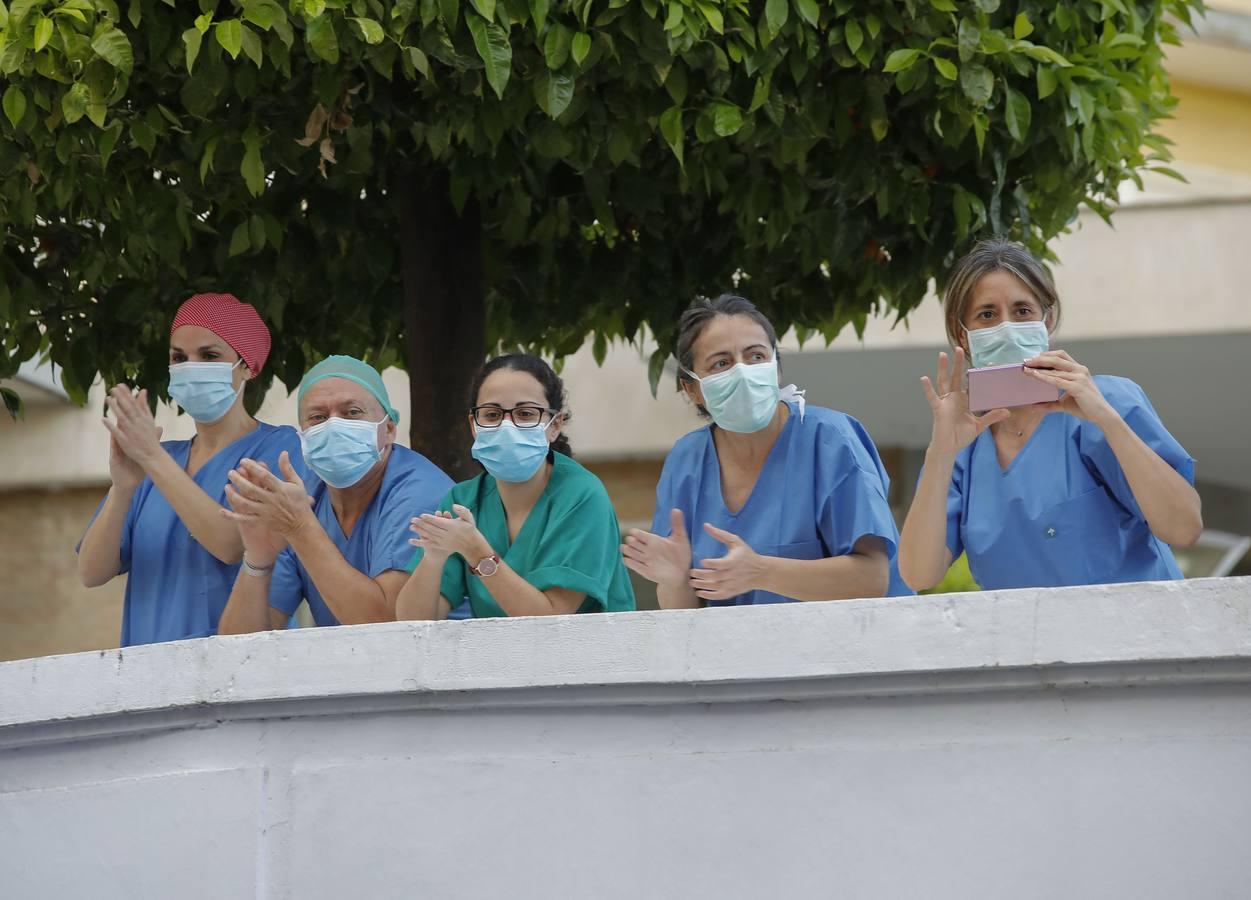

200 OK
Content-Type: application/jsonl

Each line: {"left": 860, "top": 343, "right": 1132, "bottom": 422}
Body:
{"left": 395, "top": 353, "right": 636, "bottom": 619}
{"left": 622, "top": 294, "right": 911, "bottom": 608}
{"left": 898, "top": 237, "right": 1202, "bottom": 592}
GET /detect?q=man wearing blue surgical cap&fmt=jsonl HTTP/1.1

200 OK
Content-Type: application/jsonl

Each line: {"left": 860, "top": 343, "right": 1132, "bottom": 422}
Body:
{"left": 218, "top": 356, "right": 465, "bottom": 632}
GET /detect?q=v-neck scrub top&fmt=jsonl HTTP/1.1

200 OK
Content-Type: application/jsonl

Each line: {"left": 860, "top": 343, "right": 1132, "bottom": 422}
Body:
{"left": 651, "top": 401, "right": 912, "bottom": 605}
{"left": 268, "top": 445, "right": 454, "bottom": 626}
{"left": 81, "top": 421, "right": 303, "bottom": 646}
{"left": 408, "top": 452, "right": 636, "bottom": 617}
{"left": 942, "top": 375, "right": 1194, "bottom": 589}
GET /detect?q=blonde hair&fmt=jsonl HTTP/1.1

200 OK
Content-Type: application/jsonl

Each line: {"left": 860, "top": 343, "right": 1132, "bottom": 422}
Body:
{"left": 943, "top": 238, "right": 1061, "bottom": 350}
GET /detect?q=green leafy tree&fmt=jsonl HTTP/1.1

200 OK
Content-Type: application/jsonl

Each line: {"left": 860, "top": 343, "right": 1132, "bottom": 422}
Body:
{"left": 0, "top": 0, "right": 1197, "bottom": 474}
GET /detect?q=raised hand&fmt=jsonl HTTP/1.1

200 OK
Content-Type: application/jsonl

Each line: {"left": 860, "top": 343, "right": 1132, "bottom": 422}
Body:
{"left": 920, "top": 347, "right": 1010, "bottom": 455}
{"left": 688, "top": 523, "right": 767, "bottom": 601}
{"left": 221, "top": 451, "right": 314, "bottom": 565}
{"left": 103, "top": 387, "right": 165, "bottom": 470}
{"left": 107, "top": 430, "right": 151, "bottom": 492}
{"left": 621, "top": 508, "right": 692, "bottom": 588}
{"left": 1026, "top": 350, "right": 1116, "bottom": 425}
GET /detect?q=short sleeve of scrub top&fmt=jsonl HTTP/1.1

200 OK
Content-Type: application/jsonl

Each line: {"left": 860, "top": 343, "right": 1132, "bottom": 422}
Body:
{"left": 1077, "top": 377, "right": 1196, "bottom": 513}
{"left": 267, "top": 547, "right": 305, "bottom": 617}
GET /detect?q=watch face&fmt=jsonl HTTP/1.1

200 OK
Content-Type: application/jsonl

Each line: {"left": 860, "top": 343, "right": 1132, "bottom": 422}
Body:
{"left": 477, "top": 556, "right": 499, "bottom": 577}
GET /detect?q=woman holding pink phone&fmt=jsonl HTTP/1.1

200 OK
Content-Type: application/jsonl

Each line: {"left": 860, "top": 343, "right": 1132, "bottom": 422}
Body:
{"left": 898, "top": 238, "right": 1202, "bottom": 591}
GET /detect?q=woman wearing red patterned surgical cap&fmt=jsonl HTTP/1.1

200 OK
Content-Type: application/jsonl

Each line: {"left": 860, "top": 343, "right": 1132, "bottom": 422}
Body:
{"left": 77, "top": 293, "right": 303, "bottom": 646}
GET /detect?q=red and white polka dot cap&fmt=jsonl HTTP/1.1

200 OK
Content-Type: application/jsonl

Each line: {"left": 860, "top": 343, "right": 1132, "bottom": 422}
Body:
{"left": 170, "top": 293, "right": 272, "bottom": 376}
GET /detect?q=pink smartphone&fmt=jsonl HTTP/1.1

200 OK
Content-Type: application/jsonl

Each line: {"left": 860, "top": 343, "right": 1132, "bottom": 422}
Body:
{"left": 967, "top": 363, "right": 1060, "bottom": 412}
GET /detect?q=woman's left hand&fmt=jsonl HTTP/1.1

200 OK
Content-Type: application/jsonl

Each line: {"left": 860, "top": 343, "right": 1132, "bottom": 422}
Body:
{"left": 103, "top": 387, "right": 165, "bottom": 468}
{"left": 689, "top": 524, "right": 769, "bottom": 601}
{"left": 1025, "top": 350, "right": 1118, "bottom": 425}
{"left": 412, "top": 504, "right": 488, "bottom": 560}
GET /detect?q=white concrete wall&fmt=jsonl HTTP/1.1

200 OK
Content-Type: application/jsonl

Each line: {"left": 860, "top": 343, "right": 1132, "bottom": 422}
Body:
{"left": 2, "top": 578, "right": 1250, "bottom": 899}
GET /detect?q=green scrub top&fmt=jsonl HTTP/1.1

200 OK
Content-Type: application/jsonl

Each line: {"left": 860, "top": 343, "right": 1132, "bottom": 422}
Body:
{"left": 408, "top": 452, "right": 636, "bottom": 617}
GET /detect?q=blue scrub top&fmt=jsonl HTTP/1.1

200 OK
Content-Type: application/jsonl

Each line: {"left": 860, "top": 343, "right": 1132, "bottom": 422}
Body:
{"left": 82, "top": 421, "right": 303, "bottom": 646}
{"left": 651, "top": 401, "right": 912, "bottom": 605}
{"left": 267, "top": 444, "right": 459, "bottom": 626}
{"left": 943, "top": 375, "right": 1194, "bottom": 589}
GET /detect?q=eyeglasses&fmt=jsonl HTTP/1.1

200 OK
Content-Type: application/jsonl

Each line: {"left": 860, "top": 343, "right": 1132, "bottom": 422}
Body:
{"left": 470, "top": 404, "right": 556, "bottom": 428}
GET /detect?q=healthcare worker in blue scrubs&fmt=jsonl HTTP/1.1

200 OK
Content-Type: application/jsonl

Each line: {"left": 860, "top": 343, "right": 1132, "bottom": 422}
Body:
{"left": 216, "top": 355, "right": 460, "bottom": 632}
{"left": 77, "top": 292, "right": 303, "bottom": 645}
{"left": 396, "top": 353, "right": 635, "bottom": 619}
{"left": 898, "top": 238, "right": 1202, "bottom": 592}
{"left": 622, "top": 294, "right": 909, "bottom": 608}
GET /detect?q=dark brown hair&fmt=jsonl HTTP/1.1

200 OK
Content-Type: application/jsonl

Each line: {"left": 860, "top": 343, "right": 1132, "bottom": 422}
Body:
{"left": 468, "top": 353, "right": 572, "bottom": 457}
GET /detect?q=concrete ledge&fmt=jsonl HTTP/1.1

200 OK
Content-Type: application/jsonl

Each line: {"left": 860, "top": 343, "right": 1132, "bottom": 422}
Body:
{"left": 3, "top": 578, "right": 1249, "bottom": 742}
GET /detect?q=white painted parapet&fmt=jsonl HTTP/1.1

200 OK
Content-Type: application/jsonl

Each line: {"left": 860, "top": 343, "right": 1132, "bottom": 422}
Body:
{"left": 3, "top": 578, "right": 1251, "bottom": 899}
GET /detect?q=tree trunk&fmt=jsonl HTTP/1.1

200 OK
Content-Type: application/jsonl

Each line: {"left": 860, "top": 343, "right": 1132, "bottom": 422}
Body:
{"left": 399, "top": 172, "right": 485, "bottom": 481}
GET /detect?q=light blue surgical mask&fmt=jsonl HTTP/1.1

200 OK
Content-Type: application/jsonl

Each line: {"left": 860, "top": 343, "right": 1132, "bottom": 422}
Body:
{"left": 168, "top": 360, "right": 243, "bottom": 423}
{"left": 685, "top": 359, "right": 781, "bottom": 434}
{"left": 472, "top": 419, "right": 554, "bottom": 483}
{"left": 300, "top": 416, "right": 388, "bottom": 488}
{"left": 966, "top": 321, "right": 1050, "bottom": 369}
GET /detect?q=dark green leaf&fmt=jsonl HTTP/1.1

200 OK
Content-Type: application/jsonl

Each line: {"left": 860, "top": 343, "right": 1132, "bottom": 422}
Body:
{"left": 1036, "top": 65, "right": 1057, "bottom": 99}
{"left": 61, "top": 82, "right": 90, "bottom": 123}
{"left": 182, "top": 27, "right": 203, "bottom": 72}
{"left": 33, "top": 15, "right": 53, "bottom": 51}
{"left": 91, "top": 27, "right": 134, "bottom": 74}
{"left": 544, "top": 23, "right": 571, "bottom": 69}
{"left": 960, "top": 63, "right": 993, "bottom": 107}
{"left": 659, "top": 105, "right": 682, "bottom": 164}
{"left": 306, "top": 14, "right": 339, "bottom": 63}
{"left": 710, "top": 101, "right": 743, "bottom": 137}
{"left": 241, "top": 135, "right": 265, "bottom": 196}
{"left": 793, "top": 0, "right": 818, "bottom": 28}
{"left": 3, "top": 85, "right": 26, "bottom": 129}
{"left": 466, "top": 13, "right": 512, "bottom": 98}
{"left": 883, "top": 48, "right": 921, "bottom": 73}
{"left": 215, "top": 19, "right": 243, "bottom": 59}
{"left": 571, "top": 31, "right": 591, "bottom": 66}
{"left": 229, "top": 221, "right": 251, "bottom": 256}
{"left": 469, "top": 0, "right": 495, "bottom": 21}
{"left": 350, "top": 17, "right": 384, "bottom": 44}
{"left": 534, "top": 70, "right": 573, "bottom": 119}
{"left": 1004, "top": 84, "right": 1030, "bottom": 141}
{"left": 764, "top": 0, "right": 787, "bottom": 36}
{"left": 240, "top": 24, "right": 263, "bottom": 66}
{"left": 844, "top": 19, "right": 863, "bottom": 55}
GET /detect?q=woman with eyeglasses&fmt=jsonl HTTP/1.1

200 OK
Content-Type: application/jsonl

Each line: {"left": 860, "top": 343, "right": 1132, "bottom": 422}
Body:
{"left": 395, "top": 353, "right": 636, "bottom": 619}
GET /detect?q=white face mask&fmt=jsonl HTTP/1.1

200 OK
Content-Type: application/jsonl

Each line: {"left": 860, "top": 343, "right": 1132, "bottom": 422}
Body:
{"left": 167, "top": 360, "right": 244, "bottom": 423}
{"left": 965, "top": 320, "right": 1050, "bottom": 368}
{"left": 684, "top": 360, "right": 781, "bottom": 434}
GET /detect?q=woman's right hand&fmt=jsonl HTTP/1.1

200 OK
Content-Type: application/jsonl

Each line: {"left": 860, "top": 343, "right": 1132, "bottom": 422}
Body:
{"left": 107, "top": 431, "right": 150, "bottom": 493}
{"left": 621, "top": 508, "right": 692, "bottom": 588}
{"left": 920, "top": 347, "right": 1009, "bottom": 456}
